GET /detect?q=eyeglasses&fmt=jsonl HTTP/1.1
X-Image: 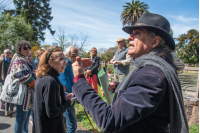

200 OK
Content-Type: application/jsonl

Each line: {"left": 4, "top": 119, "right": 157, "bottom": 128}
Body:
{"left": 92, "top": 50, "right": 97, "bottom": 52}
{"left": 5, "top": 53, "right": 11, "bottom": 54}
{"left": 70, "top": 54, "right": 77, "bottom": 57}
{"left": 53, "top": 59, "right": 68, "bottom": 64}
{"left": 23, "top": 47, "right": 31, "bottom": 50}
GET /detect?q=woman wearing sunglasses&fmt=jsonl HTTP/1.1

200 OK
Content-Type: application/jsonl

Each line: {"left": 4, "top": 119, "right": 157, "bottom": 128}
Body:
{"left": 33, "top": 47, "right": 74, "bottom": 133}
{"left": 6, "top": 40, "right": 37, "bottom": 133}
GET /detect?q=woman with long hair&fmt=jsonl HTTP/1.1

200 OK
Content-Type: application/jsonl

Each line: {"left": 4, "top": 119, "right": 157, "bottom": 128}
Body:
{"left": 33, "top": 47, "right": 74, "bottom": 133}
{"left": 84, "top": 47, "right": 100, "bottom": 94}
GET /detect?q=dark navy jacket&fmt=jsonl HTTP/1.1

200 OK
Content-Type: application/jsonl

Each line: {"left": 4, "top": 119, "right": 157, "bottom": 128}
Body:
{"left": 73, "top": 59, "right": 173, "bottom": 133}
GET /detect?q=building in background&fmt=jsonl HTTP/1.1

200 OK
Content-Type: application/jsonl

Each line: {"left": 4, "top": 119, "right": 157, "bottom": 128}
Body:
{"left": 52, "top": 43, "right": 58, "bottom": 46}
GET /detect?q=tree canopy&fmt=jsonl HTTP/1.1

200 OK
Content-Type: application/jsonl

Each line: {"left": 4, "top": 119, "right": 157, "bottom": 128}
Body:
{"left": 175, "top": 29, "right": 199, "bottom": 65}
{"left": 0, "top": 13, "right": 33, "bottom": 54}
{"left": 121, "top": 0, "right": 149, "bottom": 26}
{"left": 13, "top": 0, "right": 55, "bottom": 43}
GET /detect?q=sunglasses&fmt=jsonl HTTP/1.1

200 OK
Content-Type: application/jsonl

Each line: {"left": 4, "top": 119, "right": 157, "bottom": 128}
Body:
{"left": 23, "top": 47, "right": 31, "bottom": 50}
{"left": 70, "top": 54, "right": 77, "bottom": 57}
{"left": 5, "top": 53, "right": 11, "bottom": 54}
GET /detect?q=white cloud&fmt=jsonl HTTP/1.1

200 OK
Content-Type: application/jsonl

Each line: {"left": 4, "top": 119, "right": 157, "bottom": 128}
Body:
{"left": 169, "top": 15, "right": 199, "bottom": 23}
{"left": 171, "top": 24, "right": 199, "bottom": 37}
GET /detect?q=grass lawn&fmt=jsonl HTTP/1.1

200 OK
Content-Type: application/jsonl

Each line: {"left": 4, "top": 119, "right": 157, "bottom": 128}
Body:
{"left": 189, "top": 124, "right": 199, "bottom": 133}
{"left": 74, "top": 85, "right": 105, "bottom": 133}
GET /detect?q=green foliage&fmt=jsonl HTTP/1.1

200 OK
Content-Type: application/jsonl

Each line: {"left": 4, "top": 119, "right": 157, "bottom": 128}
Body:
{"left": 121, "top": 0, "right": 149, "bottom": 26}
{"left": 189, "top": 124, "right": 199, "bottom": 133}
{"left": 0, "top": 13, "right": 34, "bottom": 54}
{"left": 100, "top": 46, "right": 117, "bottom": 61}
{"left": 82, "top": 51, "right": 90, "bottom": 58}
{"left": 175, "top": 29, "right": 199, "bottom": 65}
{"left": 13, "top": 0, "right": 55, "bottom": 42}
{"left": 126, "top": 39, "right": 130, "bottom": 47}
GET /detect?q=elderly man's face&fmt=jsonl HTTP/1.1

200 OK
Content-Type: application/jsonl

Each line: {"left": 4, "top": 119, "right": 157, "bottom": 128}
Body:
{"left": 66, "top": 47, "right": 78, "bottom": 63}
{"left": 118, "top": 41, "right": 126, "bottom": 49}
{"left": 4, "top": 51, "right": 11, "bottom": 59}
{"left": 128, "top": 28, "right": 157, "bottom": 58}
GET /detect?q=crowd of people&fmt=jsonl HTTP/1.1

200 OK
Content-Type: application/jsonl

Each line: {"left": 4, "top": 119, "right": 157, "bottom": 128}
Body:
{"left": 0, "top": 12, "right": 188, "bottom": 133}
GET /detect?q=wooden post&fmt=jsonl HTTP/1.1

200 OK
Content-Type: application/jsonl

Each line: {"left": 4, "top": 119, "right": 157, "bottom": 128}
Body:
{"left": 105, "top": 61, "right": 108, "bottom": 70}
{"left": 196, "top": 72, "right": 199, "bottom": 98}
{"left": 98, "top": 61, "right": 102, "bottom": 71}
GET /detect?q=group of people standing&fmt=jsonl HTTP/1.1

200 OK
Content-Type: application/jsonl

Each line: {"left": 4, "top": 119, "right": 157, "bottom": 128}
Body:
{"left": 0, "top": 12, "right": 189, "bottom": 133}
{"left": 0, "top": 41, "right": 100, "bottom": 133}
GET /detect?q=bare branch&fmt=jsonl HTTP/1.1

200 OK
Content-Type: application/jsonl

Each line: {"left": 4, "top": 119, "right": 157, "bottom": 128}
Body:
{"left": 68, "top": 34, "right": 78, "bottom": 47}
{"left": 53, "top": 26, "right": 68, "bottom": 50}
{"left": 79, "top": 32, "right": 90, "bottom": 51}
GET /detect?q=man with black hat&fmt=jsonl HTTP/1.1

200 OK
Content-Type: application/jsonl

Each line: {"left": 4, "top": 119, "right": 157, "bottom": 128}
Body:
{"left": 71, "top": 13, "right": 188, "bottom": 133}
{"left": 110, "top": 38, "right": 132, "bottom": 82}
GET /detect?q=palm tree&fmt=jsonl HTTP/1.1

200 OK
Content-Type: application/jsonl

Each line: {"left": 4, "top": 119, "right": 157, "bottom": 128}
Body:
{"left": 121, "top": 0, "right": 149, "bottom": 26}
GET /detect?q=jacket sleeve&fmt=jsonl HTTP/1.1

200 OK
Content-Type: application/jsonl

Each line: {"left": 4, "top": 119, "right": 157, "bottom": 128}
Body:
{"left": 90, "top": 57, "right": 100, "bottom": 73}
{"left": 43, "top": 79, "right": 71, "bottom": 118}
{"left": 11, "top": 59, "right": 35, "bottom": 88}
{"left": 72, "top": 67, "right": 167, "bottom": 133}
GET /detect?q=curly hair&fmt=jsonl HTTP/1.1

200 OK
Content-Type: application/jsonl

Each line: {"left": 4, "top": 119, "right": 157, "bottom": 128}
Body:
{"left": 15, "top": 40, "right": 31, "bottom": 54}
{"left": 36, "top": 47, "right": 62, "bottom": 78}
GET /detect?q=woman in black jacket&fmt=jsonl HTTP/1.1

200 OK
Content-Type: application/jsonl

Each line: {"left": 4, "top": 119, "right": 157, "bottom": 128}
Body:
{"left": 33, "top": 47, "right": 74, "bottom": 133}
{"left": 85, "top": 47, "right": 100, "bottom": 94}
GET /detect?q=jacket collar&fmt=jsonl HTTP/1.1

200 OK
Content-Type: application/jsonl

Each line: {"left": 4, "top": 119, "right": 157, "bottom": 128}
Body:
{"left": 48, "top": 67, "right": 60, "bottom": 84}
{"left": 65, "top": 57, "right": 72, "bottom": 65}
{"left": 118, "top": 45, "right": 127, "bottom": 53}
{"left": 4, "top": 56, "right": 12, "bottom": 62}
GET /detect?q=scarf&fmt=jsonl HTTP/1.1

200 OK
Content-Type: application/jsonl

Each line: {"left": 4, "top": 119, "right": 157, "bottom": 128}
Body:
{"left": 113, "top": 47, "right": 189, "bottom": 133}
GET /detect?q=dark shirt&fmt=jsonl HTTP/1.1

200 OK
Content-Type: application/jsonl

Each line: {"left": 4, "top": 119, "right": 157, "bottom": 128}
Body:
{"left": 4, "top": 60, "right": 10, "bottom": 77}
{"left": 33, "top": 68, "right": 71, "bottom": 133}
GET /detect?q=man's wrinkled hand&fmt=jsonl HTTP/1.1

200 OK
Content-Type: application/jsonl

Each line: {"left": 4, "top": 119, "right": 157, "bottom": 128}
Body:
{"left": 72, "top": 57, "right": 93, "bottom": 77}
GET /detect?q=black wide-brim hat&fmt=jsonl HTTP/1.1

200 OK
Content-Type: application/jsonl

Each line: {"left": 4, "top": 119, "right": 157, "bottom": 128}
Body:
{"left": 122, "top": 13, "right": 175, "bottom": 51}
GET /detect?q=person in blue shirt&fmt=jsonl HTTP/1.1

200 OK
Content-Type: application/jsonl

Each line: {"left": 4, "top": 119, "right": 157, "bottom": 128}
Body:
{"left": 58, "top": 46, "right": 78, "bottom": 133}
{"left": 34, "top": 49, "right": 44, "bottom": 65}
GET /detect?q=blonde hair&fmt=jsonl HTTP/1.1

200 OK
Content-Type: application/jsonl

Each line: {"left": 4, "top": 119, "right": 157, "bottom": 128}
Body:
{"left": 90, "top": 47, "right": 97, "bottom": 58}
{"left": 34, "top": 49, "right": 44, "bottom": 58}
{"left": 36, "top": 47, "right": 62, "bottom": 78}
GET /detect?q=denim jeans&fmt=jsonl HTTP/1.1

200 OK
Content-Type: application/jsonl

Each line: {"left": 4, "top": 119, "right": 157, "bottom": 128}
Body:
{"left": 30, "top": 108, "right": 34, "bottom": 120}
{"left": 63, "top": 102, "right": 77, "bottom": 133}
{"left": 14, "top": 105, "right": 32, "bottom": 133}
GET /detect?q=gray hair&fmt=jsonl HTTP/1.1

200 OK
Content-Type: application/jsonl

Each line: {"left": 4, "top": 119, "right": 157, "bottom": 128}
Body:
{"left": 148, "top": 31, "right": 172, "bottom": 53}
{"left": 148, "top": 31, "right": 184, "bottom": 71}
{"left": 4, "top": 49, "right": 11, "bottom": 54}
{"left": 64, "top": 46, "right": 79, "bottom": 56}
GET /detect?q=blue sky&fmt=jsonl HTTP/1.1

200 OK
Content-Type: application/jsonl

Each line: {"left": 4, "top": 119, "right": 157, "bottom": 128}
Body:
{"left": 9, "top": 0, "right": 199, "bottom": 51}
